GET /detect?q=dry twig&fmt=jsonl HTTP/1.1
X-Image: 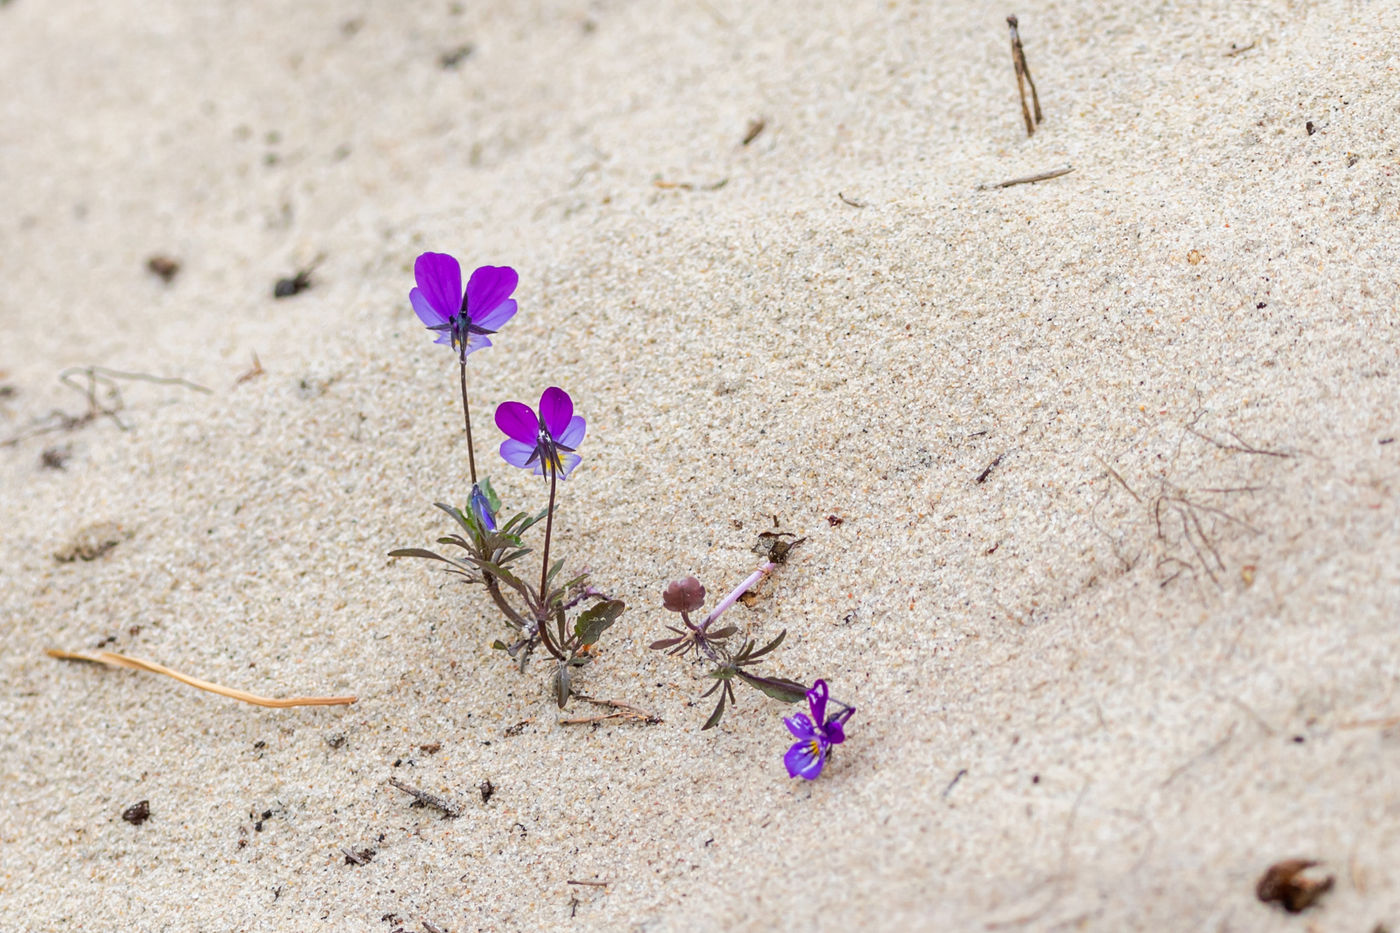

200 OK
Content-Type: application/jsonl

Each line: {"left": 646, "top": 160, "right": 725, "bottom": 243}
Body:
{"left": 1, "top": 366, "right": 210, "bottom": 447}
{"left": 1338, "top": 713, "right": 1400, "bottom": 730}
{"left": 559, "top": 695, "right": 662, "bottom": 725}
{"left": 388, "top": 777, "right": 462, "bottom": 818}
{"left": 977, "top": 166, "right": 1074, "bottom": 190}
{"left": 1007, "top": 16, "right": 1043, "bottom": 136}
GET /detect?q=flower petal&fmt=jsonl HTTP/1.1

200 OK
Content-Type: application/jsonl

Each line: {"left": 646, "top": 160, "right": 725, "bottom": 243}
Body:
{"left": 556, "top": 451, "right": 583, "bottom": 480}
{"left": 410, "top": 288, "right": 449, "bottom": 328}
{"left": 557, "top": 414, "right": 586, "bottom": 450}
{"left": 784, "top": 712, "right": 817, "bottom": 740}
{"left": 806, "top": 679, "right": 830, "bottom": 725}
{"left": 500, "top": 438, "right": 538, "bottom": 470}
{"left": 459, "top": 332, "right": 492, "bottom": 359}
{"left": 823, "top": 720, "right": 846, "bottom": 745}
{"left": 538, "top": 387, "right": 574, "bottom": 439}
{"left": 465, "top": 265, "right": 518, "bottom": 322}
{"left": 495, "top": 401, "right": 539, "bottom": 445}
{"left": 473, "top": 298, "right": 517, "bottom": 332}
{"left": 784, "top": 738, "right": 826, "bottom": 780}
{"left": 414, "top": 252, "right": 463, "bottom": 319}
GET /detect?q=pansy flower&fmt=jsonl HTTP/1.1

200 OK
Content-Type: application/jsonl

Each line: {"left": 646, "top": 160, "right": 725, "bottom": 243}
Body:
{"left": 495, "top": 387, "right": 587, "bottom": 480}
{"left": 409, "top": 252, "right": 518, "bottom": 359}
{"left": 783, "top": 680, "right": 855, "bottom": 780}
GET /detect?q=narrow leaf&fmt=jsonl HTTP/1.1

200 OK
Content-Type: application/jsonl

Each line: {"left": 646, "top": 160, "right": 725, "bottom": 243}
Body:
{"left": 388, "top": 547, "right": 454, "bottom": 564}
{"left": 745, "top": 628, "right": 787, "bottom": 662}
{"left": 433, "top": 502, "right": 474, "bottom": 536}
{"left": 545, "top": 558, "right": 566, "bottom": 586}
{"left": 735, "top": 671, "right": 808, "bottom": 703}
{"left": 558, "top": 573, "right": 590, "bottom": 594}
{"left": 701, "top": 687, "right": 728, "bottom": 730}
{"left": 552, "top": 665, "right": 571, "bottom": 709}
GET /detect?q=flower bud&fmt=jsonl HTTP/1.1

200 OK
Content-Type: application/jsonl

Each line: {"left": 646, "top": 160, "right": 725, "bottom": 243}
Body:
{"left": 662, "top": 576, "right": 706, "bottom": 613}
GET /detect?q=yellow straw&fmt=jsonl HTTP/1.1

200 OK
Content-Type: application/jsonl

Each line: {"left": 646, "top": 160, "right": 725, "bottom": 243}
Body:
{"left": 47, "top": 648, "right": 357, "bottom": 708}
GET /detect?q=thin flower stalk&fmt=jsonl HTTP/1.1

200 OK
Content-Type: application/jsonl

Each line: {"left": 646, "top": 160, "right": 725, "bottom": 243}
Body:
{"left": 409, "top": 252, "right": 519, "bottom": 486}
{"left": 702, "top": 561, "right": 775, "bottom": 629}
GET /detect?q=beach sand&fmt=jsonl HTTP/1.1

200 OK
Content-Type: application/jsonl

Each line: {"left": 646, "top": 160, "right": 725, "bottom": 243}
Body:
{"left": 2, "top": 0, "right": 1398, "bottom": 929}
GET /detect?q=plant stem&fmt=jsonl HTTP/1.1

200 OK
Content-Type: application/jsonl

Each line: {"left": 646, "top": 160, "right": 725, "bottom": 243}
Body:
{"left": 560, "top": 585, "right": 604, "bottom": 612}
{"left": 539, "top": 459, "right": 558, "bottom": 609}
{"left": 536, "top": 615, "right": 564, "bottom": 660}
{"left": 458, "top": 359, "right": 477, "bottom": 485}
{"left": 483, "top": 574, "right": 528, "bottom": 629}
{"left": 702, "top": 561, "right": 775, "bottom": 629}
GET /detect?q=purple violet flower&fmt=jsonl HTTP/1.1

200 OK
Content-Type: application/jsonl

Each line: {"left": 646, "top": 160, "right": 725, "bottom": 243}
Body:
{"left": 495, "top": 387, "right": 587, "bottom": 479}
{"left": 409, "top": 252, "right": 518, "bottom": 359}
{"left": 783, "top": 680, "right": 855, "bottom": 780}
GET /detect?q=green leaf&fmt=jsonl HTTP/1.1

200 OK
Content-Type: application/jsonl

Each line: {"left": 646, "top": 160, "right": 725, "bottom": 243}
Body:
{"left": 435, "top": 535, "right": 472, "bottom": 553}
{"left": 574, "top": 599, "right": 625, "bottom": 646}
{"left": 491, "top": 640, "right": 508, "bottom": 651}
{"left": 701, "top": 687, "right": 728, "bottom": 730}
{"left": 433, "top": 501, "right": 472, "bottom": 534}
{"left": 735, "top": 671, "right": 808, "bottom": 703}
{"left": 744, "top": 629, "right": 787, "bottom": 662}
{"left": 552, "top": 664, "right": 571, "bottom": 708}
{"left": 499, "top": 511, "right": 535, "bottom": 535}
{"left": 554, "top": 565, "right": 588, "bottom": 588}
{"left": 477, "top": 477, "right": 502, "bottom": 514}
{"left": 388, "top": 547, "right": 453, "bottom": 563}
{"left": 544, "top": 558, "right": 566, "bottom": 587}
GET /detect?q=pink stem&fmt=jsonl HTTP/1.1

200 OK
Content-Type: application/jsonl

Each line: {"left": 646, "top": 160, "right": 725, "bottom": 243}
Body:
{"left": 702, "top": 561, "right": 776, "bottom": 629}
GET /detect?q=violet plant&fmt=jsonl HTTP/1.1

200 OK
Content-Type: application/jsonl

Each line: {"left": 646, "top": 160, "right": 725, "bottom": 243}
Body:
{"left": 390, "top": 252, "right": 622, "bottom": 708}
{"left": 650, "top": 563, "right": 808, "bottom": 728}
{"left": 651, "top": 561, "right": 858, "bottom": 778}
{"left": 390, "top": 251, "right": 855, "bottom": 775}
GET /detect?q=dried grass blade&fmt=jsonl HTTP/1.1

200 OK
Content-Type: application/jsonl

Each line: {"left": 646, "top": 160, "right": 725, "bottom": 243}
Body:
{"left": 46, "top": 648, "right": 357, "bottom": 707}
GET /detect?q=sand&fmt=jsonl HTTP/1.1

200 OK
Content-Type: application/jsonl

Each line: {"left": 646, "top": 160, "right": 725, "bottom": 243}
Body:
{"left": 2, "top": 0, "right": 1398, "bottom": 930}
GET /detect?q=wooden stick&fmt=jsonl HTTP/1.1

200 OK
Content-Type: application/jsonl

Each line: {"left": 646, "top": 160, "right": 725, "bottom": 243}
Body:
{"left": 47, "top": 648, "right": 357, "bottom": 707}
{"left": 978, "top": 166, "right": 1074, "bottom": 190}
{"left": 560, "top": 695, "right": 661, "bottom": 725}
{"left": 1008, "top": 16, "right": 1043, "bottom": 136}
{"left": 388, "top": 778, "right": 462, "bottom": 818}
{"left": 1338, "top": 714, "right": 1400, "bottom": 730}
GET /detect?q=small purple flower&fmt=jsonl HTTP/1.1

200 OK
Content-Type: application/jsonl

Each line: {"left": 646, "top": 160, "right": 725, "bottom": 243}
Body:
{"left": 409, "top": 252, "right": 518, "bottom": 359}
{"left": 783, "top": 680, "right": 854, "bottom": 780}
{"left": 468, "top": 483, "right": 497, "bottom": 532}
{"left": 495, "top": 387, "right": 587, "bottom": 480}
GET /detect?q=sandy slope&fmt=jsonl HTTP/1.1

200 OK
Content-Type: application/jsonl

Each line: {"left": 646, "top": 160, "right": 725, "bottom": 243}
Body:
{"left": 2, "top": 0, "right": 1398, "bottom": 929}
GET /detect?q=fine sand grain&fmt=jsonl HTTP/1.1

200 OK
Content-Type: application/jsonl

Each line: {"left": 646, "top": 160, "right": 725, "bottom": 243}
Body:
{"left": 2, "top": 1, "right": 1398, "bottom": 930}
